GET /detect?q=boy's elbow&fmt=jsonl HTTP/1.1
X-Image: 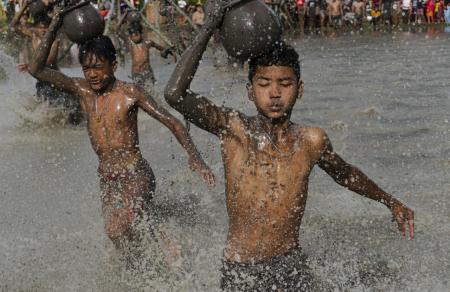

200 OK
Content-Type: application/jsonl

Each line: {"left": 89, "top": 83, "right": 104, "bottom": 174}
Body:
{"left": 164, "top": 85, "right": 181, "bottom": 107}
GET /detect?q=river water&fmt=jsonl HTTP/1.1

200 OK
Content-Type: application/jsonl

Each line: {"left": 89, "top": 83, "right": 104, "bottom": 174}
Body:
{"left": 0, "top": 26, "right": 449, "bottom": 291}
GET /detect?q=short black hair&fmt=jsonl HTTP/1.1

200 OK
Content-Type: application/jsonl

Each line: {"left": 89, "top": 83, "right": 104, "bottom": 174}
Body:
{"left": 248, "top": 42, "right": 301, "bottom": 83}
{"left": 128, "top": 22, "right": 143, "bottom": 34}
{"left": 78, "top": 36, "right": 117, "bottom": 65}
{"left": 34, "top": 14, "right": 52, "bottom": 27}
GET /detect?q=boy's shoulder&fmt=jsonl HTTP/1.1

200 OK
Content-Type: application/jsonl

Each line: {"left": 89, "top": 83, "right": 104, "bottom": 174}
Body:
{"left": 294, "top": 124, "right": 329, "bottom": 152}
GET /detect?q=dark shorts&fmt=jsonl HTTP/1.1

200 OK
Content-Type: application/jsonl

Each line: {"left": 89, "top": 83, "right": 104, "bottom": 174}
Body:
{"left": 220, "top": 246, "right": 317, "bottom": 292}
{"left": 332, "top": 14, "right": 342, "bottom": 27}
{"left": 355, "top": 13, "right": 363, "bottom": 22}
{"left": 99, "top": 158, "right": 156, "bottom": 233}
{"left": 132, "top": 68, "right": 156, "bottom": 92}
{"left": 371, "top": 17, "right": 380, "bottom": 25}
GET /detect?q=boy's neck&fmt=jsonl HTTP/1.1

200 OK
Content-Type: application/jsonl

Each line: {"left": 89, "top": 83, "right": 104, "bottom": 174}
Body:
{"left": 256, "top": 113, "right": 292, "bottom": 137}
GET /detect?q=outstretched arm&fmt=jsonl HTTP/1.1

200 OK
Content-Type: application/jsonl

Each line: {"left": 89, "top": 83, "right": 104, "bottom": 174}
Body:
{"left": 114, "top": 9, "right": 131, "bottom": 41}
{"left": 135, "top": 86, "right": 216, "bottom": 186}
{"left": 11, "top": 1, "right": 34, "bottom": 37}
{"left": 28, "top": 14, "right": 81, "bottom": 96}
{"left": 147, "top": 40, "right": 177, "bottom": 62}
{"left": 314, "top": 129, "right": 414, "bottom": 237}
{"left": 164, "top": 0, "right": 229, "bottom": 135}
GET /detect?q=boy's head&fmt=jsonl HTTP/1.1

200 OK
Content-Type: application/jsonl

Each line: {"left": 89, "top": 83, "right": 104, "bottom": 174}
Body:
{"left": 247, "top": 43, "right": 303, "bottom": 121}
{"left": 128, "top": 22, "right": 143, "bottom": 43}
{"left": 196, "top": 5, "right": 203, "bottom": 12}
{"left": 374, "top": 5, "right": 379, "bottom": 10}
{"left": 34, "top": 14, "right": 52, "bottom": 38}
{"left": 78, "top": 36, "right": 118, "bottom": 92}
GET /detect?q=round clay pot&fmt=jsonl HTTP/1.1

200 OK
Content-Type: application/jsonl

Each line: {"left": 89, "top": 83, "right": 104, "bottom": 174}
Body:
{"left": 62, "top": 2, "right": 105, "bottom": 44}
{"left": 220, "top": 0, "right": 282, "bottom": 61}
{"left": 28, "top": 0, "right": 46, "bottom": 15}
{"left": 127, "top": 10, "right": 141, "bottom": 23}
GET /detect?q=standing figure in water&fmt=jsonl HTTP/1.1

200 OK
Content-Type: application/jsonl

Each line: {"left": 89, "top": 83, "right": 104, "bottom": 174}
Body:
{"left": 12, "top": 1, "right": 82, "bottom": 123}
{"left": 165, "top": 2, "right": 414, "bottom": 290}
{"left": 12, "top": 5, "right": 59, "bottom": 103}
{"left": 29, "top": 15, "right": 215, "bottom": 264}
{"left": 115, "top": 9, "right": 177, "bottom": 94}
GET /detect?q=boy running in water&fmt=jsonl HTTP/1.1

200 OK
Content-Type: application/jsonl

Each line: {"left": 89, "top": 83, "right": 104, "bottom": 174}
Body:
{"left": 115, "top": 9, "right": 177, "bottom": 94}
{"left": 12, "top": 2, "right": 61, "bottom": 102}
{"left": 165, "top": 2, "right": 414, "bottom": 290}
{"left": 29, "top": 14, "right": 215, "bottom": 262}
{"left": 13, "top": 1, "right": 82, "bottom": 123}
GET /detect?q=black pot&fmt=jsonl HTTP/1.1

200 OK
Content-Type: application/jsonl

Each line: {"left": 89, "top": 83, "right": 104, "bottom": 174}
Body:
{"left": 127, "top": 10, "right": 141, "bottom": 23}
{"left": 62, "top": 2, "right": 105, "bottom": 44}
{"left": 220, "top": 0, "right": 282, "bottom": 61}
{"left": 29, "top": 0, "right": 46, "bottom": 15}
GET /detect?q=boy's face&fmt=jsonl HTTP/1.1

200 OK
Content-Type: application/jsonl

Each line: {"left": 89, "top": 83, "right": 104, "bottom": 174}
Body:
{"left": 131, "top": 31, "right": 143, "bottom": 43}
{"left": 248, "top": 65, "right": 303, "bottom": 121}
{"left": 196, "top": 6, "right": 202, "bottom": 12}
{"left": 36, "top": 23, "right": 49, "bottom": 39}
{"left": 82, "top": 54, "right": 118, "bottom": 92}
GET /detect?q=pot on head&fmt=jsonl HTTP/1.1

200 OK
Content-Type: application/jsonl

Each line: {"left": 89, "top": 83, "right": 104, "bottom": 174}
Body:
{"left": 28, "top": 0, "right": 46, "bottom": 15}
{"left": 62, "top": 2, "right": 105, "bottom": 44}
{"left": 127, "top": 10, "right": 141, "bottom": 23}
{"left": 219, "top": 0, "right": 282, "bottom": 62}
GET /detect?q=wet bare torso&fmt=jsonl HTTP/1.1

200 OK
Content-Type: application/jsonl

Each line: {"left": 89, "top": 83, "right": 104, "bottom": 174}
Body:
{"left": 330, "top": 1, "right": 342, "bottom": 15}
{"left": 31, "top": 36, "right": 60, "bottom": 71}
{"left": 128, "top": 39, "right": 154, "bottom": 74}
{"left": 353, "top": 1, "right": 365, "bottom": 13}
{"left": 74, "top": 79, "right": 144, "bottom": 174}
{"left": 221, "top": 111, "right": 323, "bottom": 263}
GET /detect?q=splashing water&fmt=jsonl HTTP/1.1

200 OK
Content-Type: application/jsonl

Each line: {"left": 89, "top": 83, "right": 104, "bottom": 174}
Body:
{"left": 1, "top": 27, "right": 449, "bottom": 291}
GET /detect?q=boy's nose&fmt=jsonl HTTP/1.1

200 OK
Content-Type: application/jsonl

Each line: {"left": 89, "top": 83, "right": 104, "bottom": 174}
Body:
{"left": 269, "top": 84, "right": 281, "bottom": 98}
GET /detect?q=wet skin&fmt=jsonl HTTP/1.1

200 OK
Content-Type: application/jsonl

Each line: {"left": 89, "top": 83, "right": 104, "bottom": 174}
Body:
{"left": 29, "top": 15, "right": 215, "bottom": 183}
{"left": 329, "top": 0, "right": 343, "bottom": 16}
{"left": 12, "top": 1, "right": 59, "bottom": 73}
{"left": 165, "top": 1, "right": 414, "bottom": 264}
{"left": 115, "top": 10, "right": 176, "bottom": 74}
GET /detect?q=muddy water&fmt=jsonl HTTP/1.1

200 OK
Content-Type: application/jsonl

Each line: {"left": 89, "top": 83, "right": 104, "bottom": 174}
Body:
{"left": 0, "top": 26, "right": 449, "bottom": 291}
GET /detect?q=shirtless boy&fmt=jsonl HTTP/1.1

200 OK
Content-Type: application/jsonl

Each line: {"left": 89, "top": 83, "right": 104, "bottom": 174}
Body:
{"left": 29, "top": 15, "right": 215, "bottom": 261}
{"left": 329, "top": 0, "right": 344, "bottom": 28}
{"left": 165, "top": 2, "right": 414, "bottom": 290}
{"left": 115, "top": 10, "right": 176, "bottom": 94}
{"left": 352, "top": 0, "right": 366, "bottom": 27}
{"left": 12, "top": 3, "right": 61, "bottom": 102}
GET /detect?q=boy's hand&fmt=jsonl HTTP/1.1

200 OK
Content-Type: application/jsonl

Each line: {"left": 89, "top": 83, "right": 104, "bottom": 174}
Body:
{"left": 203, "top": 0, "right": 230, "bottom": 31}
{"left": 189, "top": 153, "right": 216, "bottom": 187}
{"left": 17, "top": 63, "right": 29, "bottom": 74}
{"left": 390, "top": 202, "right": 414, "bottom": 237}
{"left": 50, "top": 11, "right": 63, "bottom": 30}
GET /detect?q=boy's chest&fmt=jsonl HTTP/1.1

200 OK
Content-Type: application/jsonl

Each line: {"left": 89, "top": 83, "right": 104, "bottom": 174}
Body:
{"left": 223, "top": 132, "right": 315, "bottom": 191}
{"left": 85, "top": 95, "right": 137, "bottom": 130}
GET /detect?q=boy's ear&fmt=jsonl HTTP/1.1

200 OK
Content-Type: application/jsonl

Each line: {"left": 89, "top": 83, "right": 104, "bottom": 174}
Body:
{"left": 112, "top": 60, "right": 118, "bottom": 73}
{"left": 247, "top": 83, "right": 254, "bottom": 101}
{"left": 297, "top": 80, "right": 304, "bottom": 100}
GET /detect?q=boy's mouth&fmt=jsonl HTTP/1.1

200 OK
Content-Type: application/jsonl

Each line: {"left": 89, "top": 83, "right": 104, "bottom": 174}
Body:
{"left": 90, "top": 80, "right": 101, "bottom": 85}
{"left": 269, "top": 103, "right": 282, "bottom": 111}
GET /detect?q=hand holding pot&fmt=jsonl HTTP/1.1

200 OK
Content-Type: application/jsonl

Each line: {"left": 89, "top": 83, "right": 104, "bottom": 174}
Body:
{"left": 203, "top": 0, "right": 230, "bottom": 31}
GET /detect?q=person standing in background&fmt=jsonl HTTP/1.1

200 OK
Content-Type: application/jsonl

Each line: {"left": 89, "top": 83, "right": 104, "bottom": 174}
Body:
{"left": 307, "top": 0, "right": 318, "bottom": 29}
{"left": 426, "top": 0, "right": 435, "bottom": 22}
{"left": 192, "top": 5, "right": 204, "bottom": 28}
{"left": 401, "top": 0, "right": 411, "bottom": 24}
{"left": 416, "top": 0, "right": 425, "bottom": 22}
{"left": 297, "top": 0, "right": 306, "bottom": 30}
{"left": 443, "top": 0, "right": 450, "bottom": 22}
{"left": 318, "top": 0, "right": 327, "bottom": 27}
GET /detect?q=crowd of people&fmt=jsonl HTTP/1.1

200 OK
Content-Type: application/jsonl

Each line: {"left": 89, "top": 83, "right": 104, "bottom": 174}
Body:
{"left": 283, "top": 0, "right": 450, "bottom": 28}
